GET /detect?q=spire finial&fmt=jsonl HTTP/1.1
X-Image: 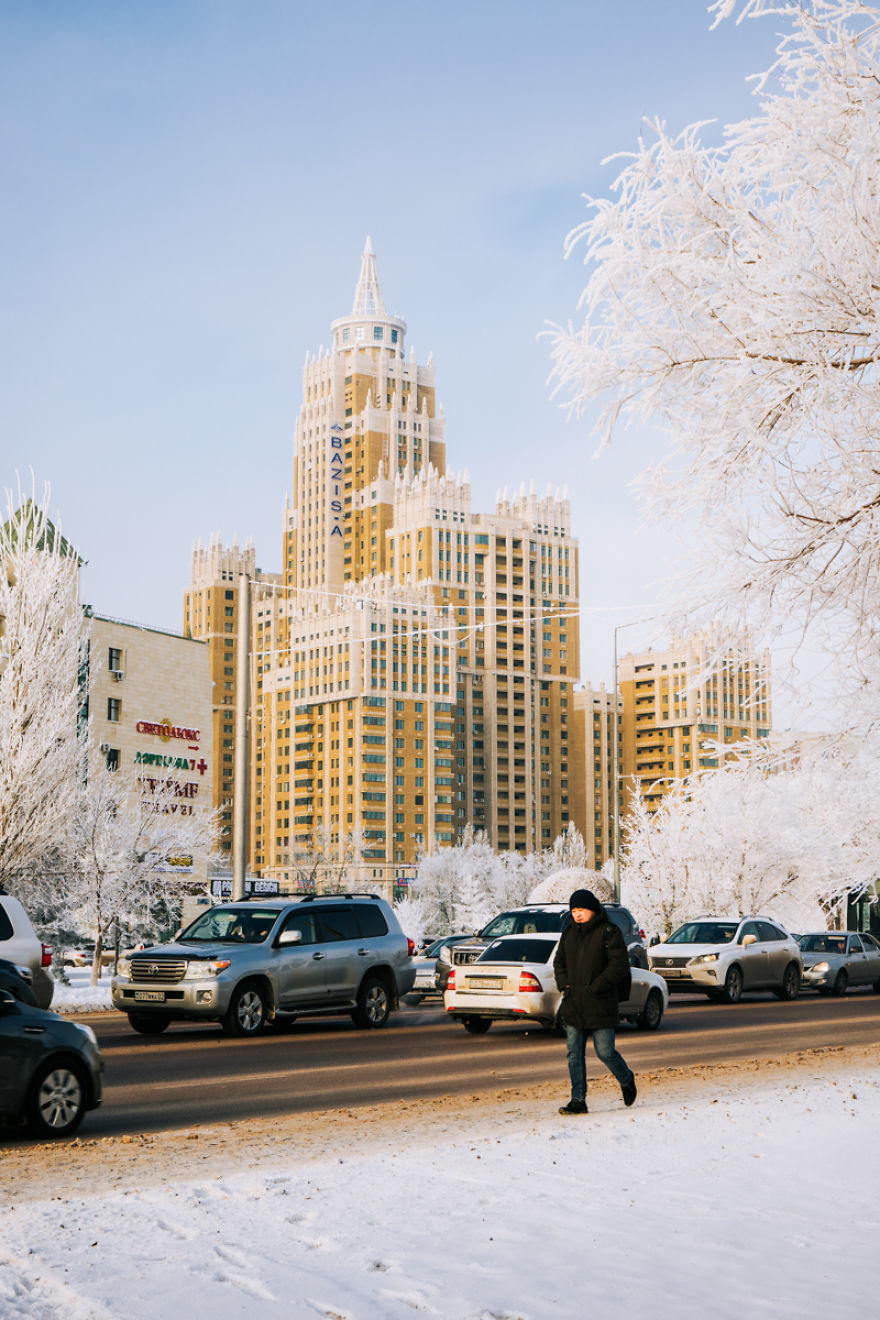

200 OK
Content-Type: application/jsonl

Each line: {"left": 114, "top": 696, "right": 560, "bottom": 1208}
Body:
{"left": 352, "top": 237, "right": 385, "bottom": 317}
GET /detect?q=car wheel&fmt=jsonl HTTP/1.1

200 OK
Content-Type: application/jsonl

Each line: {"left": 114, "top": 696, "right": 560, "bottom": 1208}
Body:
{"left": 636, "top": 988, "right": 664, "bottom": 1031}
{"left": 463, "top": 1017, "right": 492, "bottom": 1034}
{"left": 222, "top": 982, "right": 268, "bottom": 1037}
{"left": 26, "top": 1060, "right": 87, "bottom": 1138}
{"left": 352, "top": 975, "right": 390, "bottom": 1029}
{"left": 832, "top": 969, "right": 848, "bottom": 997}
{"left": 722, "top": 965, "right": 743, "bottom": 1004}
{"left": 874, "top": 978, "right": 880, "bottom": 994}
{"left": 127, "top": 1012, "right": 171, "bottom": 1035}
{"left": 775, "top": 963, "right": 801, "bottom": 1001}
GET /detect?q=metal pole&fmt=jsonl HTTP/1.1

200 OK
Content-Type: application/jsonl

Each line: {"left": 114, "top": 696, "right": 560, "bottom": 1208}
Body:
{"left": 232, "top": 572, "right": 251, "bottom": 901}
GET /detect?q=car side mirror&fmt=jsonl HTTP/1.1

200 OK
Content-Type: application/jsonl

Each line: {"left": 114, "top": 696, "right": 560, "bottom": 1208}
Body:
{"left": 741, "top": 933, "right": 757, "bottom": 947}
{"left": 277, "top": 928, "right": 303, "bottom": 947}
{"left": 0, "top": 988, "right": 19, "bottom": 1015}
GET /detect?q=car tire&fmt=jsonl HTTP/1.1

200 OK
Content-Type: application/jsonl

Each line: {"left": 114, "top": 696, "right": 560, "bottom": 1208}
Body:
{"left": 26, "top": 1060, "right": 87, "bottom": 1138}
{"left": 636, "top": 988, "right": 664, "bottom": 1031}
{"left": 222, "top": 982, "right": 268, "bottom": 1037}
{"left": 774, "top": 963, "right": 801, "bottom": 1001}
{"left": 722, "top": 965, "right": 743, "bottom": 1004}
{"left": 352, "top": 975, "right": 390, "bottom": 1029}
{"left": 127, "top": 1012, "right": 171, "bottom": 1035}
{"left": 832, "top": 969, "right": 848, "bottom": 997}
{"left": 462, "top": 1017, "right": 492, "bottom": 1034}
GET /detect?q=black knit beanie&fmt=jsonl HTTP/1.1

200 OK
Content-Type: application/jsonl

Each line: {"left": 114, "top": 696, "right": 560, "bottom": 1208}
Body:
{"left": 569, "top": 888, "right": 601, "bottom": 912}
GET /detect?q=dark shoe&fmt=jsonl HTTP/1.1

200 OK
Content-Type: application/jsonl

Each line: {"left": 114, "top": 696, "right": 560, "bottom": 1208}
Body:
{"left": 558, "top": 1099, "right": 588, "bottom": 1115}
{"left": 622, "top": 1077, "right": 637, "bottom": 1107}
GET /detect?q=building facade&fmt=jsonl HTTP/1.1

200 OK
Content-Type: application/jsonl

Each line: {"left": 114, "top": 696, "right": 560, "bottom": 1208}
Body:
{"left": 186, "top": 241, "right": 581, "bottom": 892}
{"left": 88, "top": 614, "right": 214, "bottom": 886}
{"left": 618, "top": 633, "right": 772, "bottom": 817}
{"left": 570, "top": 682, "right": 621, "bottom": 869}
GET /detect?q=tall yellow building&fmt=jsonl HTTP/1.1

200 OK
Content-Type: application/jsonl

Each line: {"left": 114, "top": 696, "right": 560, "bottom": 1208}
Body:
{"left": 618, "top": 634, "right": 772, "bottom": 816}
{"left": 570, "top": 683, "right": 621, "bottom": 869}
{"left": 186, "top": 241, "right": 580, "bottom": 891}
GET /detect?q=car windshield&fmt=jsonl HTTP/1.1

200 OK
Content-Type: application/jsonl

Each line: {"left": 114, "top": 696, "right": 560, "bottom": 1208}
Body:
{"left": 799, "top": 934, "right": 847, "bottom": 954}
{"left": 480, "top": 910, "right": 566, "bottom": 937}
{"left": 477, "top": 938, "right": 558, "bottom": 964}
{"left": 666, "top": 921, "right": 739, "bottom": 945}
{"left": 178, "top": 907, "right": 279, "bottom": 944}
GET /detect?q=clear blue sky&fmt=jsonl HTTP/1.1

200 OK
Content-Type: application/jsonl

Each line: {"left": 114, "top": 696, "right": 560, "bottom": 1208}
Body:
{"left": 2, "top": 2, "right": 795, "bottom": 710}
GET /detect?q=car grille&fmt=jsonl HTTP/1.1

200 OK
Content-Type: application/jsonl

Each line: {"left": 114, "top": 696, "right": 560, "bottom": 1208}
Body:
{"left": 452, "top": 946, "right": 484, "bottom": 966}
{"left": 652, "top": 956, "right": 691, "bottom": 969}
{"left": 130, "top": 957, "right": 188, "bottom": 983}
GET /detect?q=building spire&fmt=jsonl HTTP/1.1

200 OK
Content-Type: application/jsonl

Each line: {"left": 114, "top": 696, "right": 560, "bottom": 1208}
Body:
{"left": 352, "top": 236, "right": 385, "bottom": 317}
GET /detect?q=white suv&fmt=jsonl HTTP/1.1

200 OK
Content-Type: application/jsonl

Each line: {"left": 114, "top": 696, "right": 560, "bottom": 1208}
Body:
{"left": 0, "top": 896, "right": 54, "bottom": 1009}
{"left": 649, "top": 916, "right": 802, "bottom": 1003}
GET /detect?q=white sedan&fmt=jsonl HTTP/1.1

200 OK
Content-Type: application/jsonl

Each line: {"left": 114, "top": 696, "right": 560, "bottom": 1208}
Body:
{"left": 444, "top": 932, "right": 668, "bottom": 1035}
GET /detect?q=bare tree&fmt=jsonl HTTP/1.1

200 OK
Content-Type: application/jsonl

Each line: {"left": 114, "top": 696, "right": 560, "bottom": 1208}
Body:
{"left": 0, "top": 484, "right": 88, "bottom": 900}
{"left": 549, "top": 0, "right": 880, "bottom": 725}
{"left": 288, "top": 823, "right": 366, "bottom": 894}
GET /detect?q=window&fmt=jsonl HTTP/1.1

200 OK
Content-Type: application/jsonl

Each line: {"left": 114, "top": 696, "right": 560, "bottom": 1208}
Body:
{"left": 106, "top": 748, "right": 120, "bottom": 771}
{"left": 108, "top": 647, "right": 122, "bottom": 671}
{"left": 107, "top": 698, "right": 121, "bottom": 722}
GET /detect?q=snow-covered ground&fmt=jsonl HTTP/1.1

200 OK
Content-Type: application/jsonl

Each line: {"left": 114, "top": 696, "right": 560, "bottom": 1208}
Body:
{"left": 2, "top": 1049, "right": 877, "bottom": 1320}
{"left": 48, "top": 966, "right": 113, "bottom": 1014}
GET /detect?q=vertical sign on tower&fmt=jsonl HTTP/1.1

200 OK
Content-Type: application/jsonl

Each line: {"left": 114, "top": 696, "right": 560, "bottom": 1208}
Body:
{"left": 329, "top": 423, "right": 344, "bottom": 541}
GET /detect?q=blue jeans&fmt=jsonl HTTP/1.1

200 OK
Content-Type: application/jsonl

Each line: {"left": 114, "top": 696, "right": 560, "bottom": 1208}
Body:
{"left": 564, "top": 1024, "right": 633, "bottom": 1102}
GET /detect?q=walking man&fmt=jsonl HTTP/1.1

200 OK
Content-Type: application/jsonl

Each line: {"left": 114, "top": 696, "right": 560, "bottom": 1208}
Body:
{"left": 553, "top": 888, "right": 637, "bottom": 1115}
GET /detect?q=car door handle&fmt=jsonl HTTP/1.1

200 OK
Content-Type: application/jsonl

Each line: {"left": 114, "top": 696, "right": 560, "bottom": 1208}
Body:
{"left": 357, "top": 948, "right": 370, "bottom": 956}
{"left": 312, "top": 952, "right": 325, "bottom": 961}
{"left": 24, "top": 1026, "right": 45, "bottom": 1035}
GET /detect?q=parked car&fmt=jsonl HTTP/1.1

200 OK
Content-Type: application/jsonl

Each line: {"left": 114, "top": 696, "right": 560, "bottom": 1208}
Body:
{"left": 444, "top": 932, "right": 668, "bottom": 1034}
{"left": 0, "top": 958, "right": 39, "bottom": 1007}
{"left": 0, "top": 895, "right": 54, "bottom": 1009}
{"left": 443, "top": 903, "right": 649, "bottom": 974}
{"left": 112, "top": 893, "right": 416, "bottom": 1037}
{"left": 799, "top": 931, "right": 880, "bottom": 995}
{"left": 648, "top": 916, "right": 802, "bottom": 1003}
{"left": 62, "top": 943, "right": 115, "bottom": 969}
{"left": 407, "top": 935, "right": 473, "bottom": 1001}
{"left": 0, "top": 989, "right": 103, "bottom": 1137}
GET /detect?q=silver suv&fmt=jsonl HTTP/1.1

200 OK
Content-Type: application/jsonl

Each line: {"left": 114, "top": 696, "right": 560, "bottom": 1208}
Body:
{"left": 112, "top": 893, "right": 416, "bottom": 1037}
{"left": 649, "top": 915, "right": 803, "bottom": 1002}
{"left": 0, "top": 895, "right": 54, "bottom": 1009}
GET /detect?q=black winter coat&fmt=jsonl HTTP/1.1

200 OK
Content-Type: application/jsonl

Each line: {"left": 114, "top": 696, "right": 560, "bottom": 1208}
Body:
{"left": 553, "top": 908, "right": 629, "bottom": 1030}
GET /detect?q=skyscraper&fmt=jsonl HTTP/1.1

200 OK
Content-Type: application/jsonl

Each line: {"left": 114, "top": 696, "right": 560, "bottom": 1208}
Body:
{"left": 188, "top": 242, "right": 580, "bottom": 893}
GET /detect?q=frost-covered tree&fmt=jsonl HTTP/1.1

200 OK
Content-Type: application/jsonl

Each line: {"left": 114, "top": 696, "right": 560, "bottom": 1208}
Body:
{"left": 287, "top": 823, "right": 365, "bottom": 894}
{"left": 413, "top": 826, "right": 548, "bottom": 935}
{"left": 549, "top": 0, "right": 880, "bottom": 725}
{"left": 0, "top": 486, "right": 88, "bottom": 899}
{"left": 621, "top": 740, "right": 880, "bottom": 934}
{"left": 68, "top": 765, "right": 218, "bottom": 984}
{"left": 545, "top": 822, "right": 588, "bottom": 872}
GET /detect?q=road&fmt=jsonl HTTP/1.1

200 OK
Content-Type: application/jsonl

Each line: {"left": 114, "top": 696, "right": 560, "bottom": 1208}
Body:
{"left": 68, "top": 990, "right": 880, "bottom": 1138}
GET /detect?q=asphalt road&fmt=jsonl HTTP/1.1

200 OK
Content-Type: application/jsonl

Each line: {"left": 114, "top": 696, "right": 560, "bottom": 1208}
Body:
{"left": 64, "top": 990, "right": 880, "bottom": 1138}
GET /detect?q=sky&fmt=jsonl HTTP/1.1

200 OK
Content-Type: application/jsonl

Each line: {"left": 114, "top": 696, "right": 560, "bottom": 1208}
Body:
{"left": 1, "top": 1, "right": 812, "bottom": 720}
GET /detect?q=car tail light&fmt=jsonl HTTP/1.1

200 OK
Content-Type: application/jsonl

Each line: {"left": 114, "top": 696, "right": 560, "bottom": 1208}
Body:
{"left": 406, "top": 938, "right": 416, "bottom": 957}
{"left": 41, "top": 943, "right": 53, "bottom": 967}
{"left": 639, "top": 928, "right": 646, "bottom": 940}
{"left": 518, "top": 971, "right": 543, "bottom": 993}
{"left": 447, "top": 968, "right": 456, "bottom": 989}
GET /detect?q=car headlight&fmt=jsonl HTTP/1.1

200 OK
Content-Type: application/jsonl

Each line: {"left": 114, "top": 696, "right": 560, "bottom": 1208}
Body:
{"left": 690, "top": 953, "right": 719, "bottom": 965}
{"left": 116, "top": 956, "right": 131, "bottom": 979}
{"left": 437, "top": 947, "right": 452, "bottom": 964}
{"left": 810, "top": 961, "right": 830, "bottom": 974}
{"left": 74, "top": 1023, "right": 98, "bottom": 1047}
{"left": 183, "top": 959, "right": 231, "bottom": 979}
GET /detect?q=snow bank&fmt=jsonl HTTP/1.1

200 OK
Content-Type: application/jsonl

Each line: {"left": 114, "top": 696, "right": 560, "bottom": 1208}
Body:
{"left": 49, "top": 967, "right": 113, "bottom": 1014}
{"left": 2, "top": 1063, "right": 876, "bottom": 1319}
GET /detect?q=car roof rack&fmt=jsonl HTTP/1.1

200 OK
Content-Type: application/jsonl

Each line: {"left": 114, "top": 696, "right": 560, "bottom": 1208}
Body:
{"left": 296, "top": 892, "right": 382, "bottom": 902}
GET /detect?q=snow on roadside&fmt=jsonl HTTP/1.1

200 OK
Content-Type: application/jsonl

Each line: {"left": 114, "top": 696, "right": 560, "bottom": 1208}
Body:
{"left": 2, "top": 1064, "right": 878, "bottom": 1320}
{"left": 48, "top": 967, "right": 112, "bottom": 1014}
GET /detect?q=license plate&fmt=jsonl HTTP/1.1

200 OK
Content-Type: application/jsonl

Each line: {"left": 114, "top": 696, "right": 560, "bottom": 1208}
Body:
{"left": 134, "top": 990, "right": 166, "bottom": 1002}
{"left": 468, "top": 977, "right": 504, "bottom": 989}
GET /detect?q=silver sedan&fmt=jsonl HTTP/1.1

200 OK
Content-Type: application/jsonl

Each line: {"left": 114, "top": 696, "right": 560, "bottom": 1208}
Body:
{"left": 444, "top": 932, "right": 668, "bottom": 1034}
{"left": 799, "top": 931, "right": 880, "bottom": 995}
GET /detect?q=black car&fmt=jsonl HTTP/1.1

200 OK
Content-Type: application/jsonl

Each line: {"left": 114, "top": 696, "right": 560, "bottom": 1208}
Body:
{"left": 0, "top": 957, "right": 39, "bottom": 1007}
{"left": 0, "top": 989, "right": 104, "bottom": 1138}
{"left": 444, "top": 903, "right": 650, "bottom": 972}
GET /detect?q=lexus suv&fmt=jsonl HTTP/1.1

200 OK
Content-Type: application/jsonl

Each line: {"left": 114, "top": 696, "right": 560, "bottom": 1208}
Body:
{"left": 441, "top": 902, "right": 649, "bottom": 977}
{"left": 112, "top": 893, "right": 416, "bottom": 1037}
{"left": 648, "top": 916, "right": 802, "bottom": 1003}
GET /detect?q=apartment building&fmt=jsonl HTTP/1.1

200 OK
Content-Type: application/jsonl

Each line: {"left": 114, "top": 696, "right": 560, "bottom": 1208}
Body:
{"left": 570, "top": 682, "right": 621, "bottom": 869}
{"left": 186, "top": 240, "right": 580, "bottom": 891}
